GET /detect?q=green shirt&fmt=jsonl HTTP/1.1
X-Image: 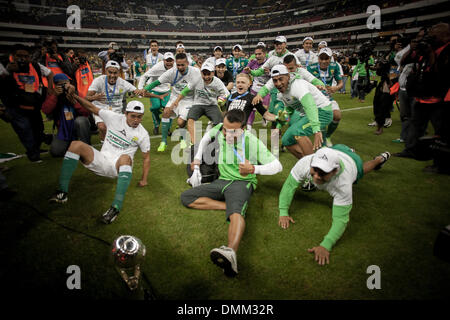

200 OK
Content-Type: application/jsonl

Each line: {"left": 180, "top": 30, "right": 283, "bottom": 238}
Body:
{"left": 352, "top": 57, "right": 374, "bottom": 77}
{"left": 134, "top": 62, "right": 142, "bottom": 77}
{"left": 226, "top": 56, "right": 249, "bottom": 80}
{"left": 208, "top": 124, "right": 277, "bottom": 188}
{"left": 307, "top": 62, "right": 342, "bottom": 86}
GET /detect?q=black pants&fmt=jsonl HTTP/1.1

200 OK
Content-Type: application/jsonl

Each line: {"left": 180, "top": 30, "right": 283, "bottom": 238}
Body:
{"left": 373, "top": 89, "right": 394, "bottom": 128}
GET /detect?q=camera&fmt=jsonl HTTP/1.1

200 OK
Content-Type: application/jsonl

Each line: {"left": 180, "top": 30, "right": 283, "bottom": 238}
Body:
{"left": 109, "top": 44, "right": 125, "bottom": 64}
{"left": 356, "top": 40, "right": 375, "bottom": 62}
{"left": 77, "top": 55, "right": 87, "bottom": 65}
{"left": 375, "top": 59, "right": 391, "bottom": 77}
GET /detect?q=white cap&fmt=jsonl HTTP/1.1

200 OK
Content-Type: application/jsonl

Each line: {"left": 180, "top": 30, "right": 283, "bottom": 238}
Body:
{"left": 233, "top": 44, "right": 243, "bottom": 51}
{"left": 125, "top": 101, "right": 145, "bottom": 114}
{"left": 105, "top": 60, "right": 121, "bottom": 70}
{"left": 275, "top": 36, "right": 287, "bottom": 43}
{"left": 311, "top": 147, "right": 340, "bottom": 173}
{"left": 214, "top": 46, "right": 223, "bottom": 51}
{"left": 270, "top": 64, "right": 289, "bottom": 77}
{"left": 163, "top": 52, "right": 175, "bottom": 60}
{"left": 318, "top": 47, "right": 333, "bottom": 57}
{"left": 257, "top": 41, "right": 266, "bottom": 47}
{"left": 216, "top": 58, "right": 226, "bottom": 66}
{"left": 318, "top": 41, "right": 328, "bottom": 47}
{"left": 201, "top": 62, "right": 215, "bottom": 72}
{"left": 176, "top": 44, "right": 185, "bottom": 49}
{"left": 108, "top": 41, "right": 117, "bottom": 48}
{"left": 303, "top": 37, "right": 313, "bottom": 43}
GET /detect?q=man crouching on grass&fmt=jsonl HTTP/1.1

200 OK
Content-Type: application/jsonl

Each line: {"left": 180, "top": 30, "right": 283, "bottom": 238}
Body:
{"left": 181, "top": 109, "right": 282, "bottom": 277}
{"left": 49, "top": 82, "right": 150, "bottom": 225}
{"left": 278, "top": 145, "right": 390, "bottom": 265}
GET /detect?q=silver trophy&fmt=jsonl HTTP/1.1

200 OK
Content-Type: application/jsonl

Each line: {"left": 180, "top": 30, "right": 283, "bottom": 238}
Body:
{"left": 111, "top": 235, "right": 146, "bottom": 291}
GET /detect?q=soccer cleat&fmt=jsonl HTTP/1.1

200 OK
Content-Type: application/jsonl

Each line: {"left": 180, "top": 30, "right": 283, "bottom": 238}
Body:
{"left": 384, "top": 118, "right": 392, "bottom": 128}
{"left": 180, "top": 139, "right": 188, "bottom": 149}
{"left": 325, "top": 138, "right": 333, "bottom": 147}
{"left": 374, "top": 151, "right": 391, "bottom": 170}
{"left": 210, "top": 246, "right": 238, "bottom": 277}
{"left": 157, "top": 142, "right": 167, "bottom": 152}
{"left": 392, "top": 138, "right": 404, "bottom": 143}
{"left": 49, "top": 190, "right": 68, "bottom": 203}
{"left": 301, "top": 179, "right": 317, "bottom": 192}
{"left": 367, "top": 121, "right": 377, "bottom": 127}
{"left": 102, "top": 205, "right": 120, "bottom": 224}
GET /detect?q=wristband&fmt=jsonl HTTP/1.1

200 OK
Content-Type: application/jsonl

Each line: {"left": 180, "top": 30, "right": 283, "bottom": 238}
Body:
{"left": 251, "top": 165, "right": 255, "bottom": 174}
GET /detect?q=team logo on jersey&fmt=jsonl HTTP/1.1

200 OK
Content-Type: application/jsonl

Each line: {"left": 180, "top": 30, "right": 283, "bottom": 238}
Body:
{"left": 330, "top": 69, "right": 334, "bottom": 75}
{"left": 119, "top": 129, "right": 126, "bottom": 137}
{"left": 131, "top": 136, "right": 138, "bottom": 142}
{"left": 119, "top": 88, "right": 123, "bottom": 93}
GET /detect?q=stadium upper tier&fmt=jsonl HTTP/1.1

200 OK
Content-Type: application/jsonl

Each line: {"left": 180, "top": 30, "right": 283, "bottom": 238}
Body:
{"left": 0, "top": 0, "right": 448, "bottom": 53}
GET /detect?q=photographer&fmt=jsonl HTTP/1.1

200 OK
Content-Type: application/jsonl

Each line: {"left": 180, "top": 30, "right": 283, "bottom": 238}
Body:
{"left": 72, "top": 49, "right": 94, "bottom": 99}
{"left": 394, "top": 23, "right": 450, "bottom": 174}
{"left": 352, "top": 42, "right": 376, "bottom": 103}
{"left": 98, "top": 42, "right": 128, "bottom": 77}
{"left": 42, "top": 74, "right": 91, "bottom": 157}
{"left": 372, "top": 59, "right": 395, "bottom": 135}
{"left": 44, "top": 40, "right": 74, "bottom": 82}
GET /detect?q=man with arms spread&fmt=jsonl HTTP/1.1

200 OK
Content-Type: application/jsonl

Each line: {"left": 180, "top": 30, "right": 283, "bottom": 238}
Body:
{"left": 181, "top": 109, "right": 282, "bottom": 276}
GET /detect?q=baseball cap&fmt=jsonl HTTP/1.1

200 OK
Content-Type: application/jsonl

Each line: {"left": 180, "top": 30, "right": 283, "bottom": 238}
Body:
{"left": 318, "top": 47, "right": 333, "bottom": 57}
{"left": 214, "top": 46, "right": 223, "bottom": 51}
{"left": 257, "top": 41, "right": 266, "bottom": 47}
{"left": 275, "top": 36, "right": 287, "bottom": 43}
{"left": 176, "top": 44, "right": 185, "bottom": 49}
{"left": 303, "top": 36, "right": 313, "bottom": 43}
{"left": 270, "top": 64, "right": 289, "bottom": 77}
{"left": 54, "top": 73, "right": 69, "bottom": 82}
{"left": 311, "top": 147, "right": 340, "bottom": 173}
{"left": 163, "top": 52, "right": 175, "bottom": 60}
{"left": 105, "top": 60, "right": 121, "bottom": 69}
{"left": 216, "top": 58, "right": 226, "bottom": 66}
{"left": 233, "top": 44, "right": 243, "bottom": 51}
{"left": 125, "top": 100, "right": 145, "bottom": 114}
{"left": 318, "top": 41, "right": 328, "bottom": 47}
{"left": 201, "top": 62, "right": 215, "bottom": 72}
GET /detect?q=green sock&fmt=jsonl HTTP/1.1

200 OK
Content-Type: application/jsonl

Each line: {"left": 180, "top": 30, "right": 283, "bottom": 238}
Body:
{"left": 161, "top": 118, "right": 171, "bottom": 143}
{"left": 327, "top": 121, "right": 340, "bottom": 138}
{"left": 151, "top": 109, "right": 161, "bottom": 128}
{"left": 58, "top": 152, "right": 80, "bottom": 192}
{"left": 111, "top": 165, "right": 132, "bottom": 211}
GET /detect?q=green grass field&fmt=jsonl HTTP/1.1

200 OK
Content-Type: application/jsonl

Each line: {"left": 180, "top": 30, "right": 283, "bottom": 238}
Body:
{"left": 1, "top": 86, "right": 449, "bottom": 300}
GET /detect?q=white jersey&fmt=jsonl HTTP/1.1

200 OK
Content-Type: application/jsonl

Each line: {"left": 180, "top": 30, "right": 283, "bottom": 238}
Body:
{"left": 89, "top": 75, "right": 136, "bottom": 113}
{"left": 294, "top": 49, "right": 318, "bottom": 68}
{"left": 188, "top": 76, "right": 230, "bottom": 105}
{"left": 262, "top": 50, "right": 300, "bottom": 70}
{"left": 264, "top": 67, "right": 318, "bottom": 92}
{"left": 277, "top": 78, "right": 331, "bottom": 111}
{"left": 146, "top": 52, "right": 164, "bottom": 69}
{"left": 290, "top": 150, "right": 357, "bottom": 206}
{"left": 99, "top": 109, "right": 150, "bottom": 160}
{"left": 158, "top": 65, "right": 201, "bottom": 100}
{"left": 138, "top": 61, "right": 171, "bottom": 92}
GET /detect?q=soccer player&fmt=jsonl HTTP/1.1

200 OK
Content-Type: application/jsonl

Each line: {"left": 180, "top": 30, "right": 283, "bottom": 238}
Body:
{"left": 49, "top": 86, "right": 151, "bottom": 225}
{"left": 204, "top": 46, "right": 224, "bottom": 68}
{"left": 270, "top": 65, "right": 333, "bottom": 159}
{"left": 138, "top": 52, "right": 174, "bottom": 135}
{"left": 318, "top": 41, "right": 328, "bottom": 51}
{"left": 168, "top": 62, "right": 229, "bottom": 144}
{"left": 215, "top": 58, "right": 234, "bottom": 91}
{"left": 146, "top": 40, "right": 164, "bottom": 71}
{"left": 181, "top": 109, "right": 283, "bottom": 276}
{"left": 175, "top": 41, "right": 197, "bottom": 67}
{"left": 142, "top": 53, "right": 202, "bottom": 152}
{"left": 307, "top": 47, "right": 343, "bottom": 146}
{"left": 278, "top": 146, "right": 390, "bottom": 265}
{"left": 226, "top": 44, "right": 249, "bottom": 82}
{"left": 295, "top": 37, "right": 318, "bottom": 68}
{"left": 86, "top": 60, "right": 153, "bottom": 141}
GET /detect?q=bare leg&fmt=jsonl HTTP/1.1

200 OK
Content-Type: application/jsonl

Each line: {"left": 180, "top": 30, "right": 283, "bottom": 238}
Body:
{"left": 187, "top": 118, "right": 195, "bottom": 144}
{"left": 296, "top": 136, "right": 314, "bottom": 156}
{"left": 228, "top": 213, "right": 245, "bottom": 252}
{"left": 363, "top": 155, "right": 384, "bottom": 174}
{"left": 285, "top": 144, "right": 304, "bottom": 159}
{"left": 188, "top": 197, "right": 226, "bottom": 210}
{"left": 67, "top": 140, "right": 94, "bottom": 165}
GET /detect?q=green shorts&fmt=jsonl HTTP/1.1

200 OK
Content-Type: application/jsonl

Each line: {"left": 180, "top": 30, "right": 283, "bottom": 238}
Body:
{"left": 331, "top": 144, "right": 364, "bottom": 183}
{"left": 180, "top": 179, "right": 253, "bottom": 221}
{"left": 150, "top": 90, "right": 170, "bottom": 111}
{"left": 281, "top": 107, "right": 333, "bottom": 146}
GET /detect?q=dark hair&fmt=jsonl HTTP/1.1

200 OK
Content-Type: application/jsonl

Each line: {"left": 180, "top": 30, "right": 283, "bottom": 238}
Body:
{"left": 150, "top": 39, "right": 158, "bottom": 45}
{"left": 11, "top": 44, "right": 31, "bottom": 54}
{"left": 224, "top": 109, "right": 246, "bottom": 127}
{"left": 176, "top": 40, "right": 184, "bottom": 46}
{"left": 255, "top": 45, "right": 266, "bottom": 52}
{"left": 175, "top": 52, "right": 187, "bottom": 61}
{"left": 283, "top": 54, "right": 296, "bottom": 64}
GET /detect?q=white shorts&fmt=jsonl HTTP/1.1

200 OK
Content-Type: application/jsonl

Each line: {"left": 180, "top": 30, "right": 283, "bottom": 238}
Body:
{"left": 331, "top": 100, "right": 340, "bottom": 111}
{"left": 167, "top": 96, "right": 192, "bottom": 120}
{"left": 82, "top": 147, "right": 121, "bottom": 178}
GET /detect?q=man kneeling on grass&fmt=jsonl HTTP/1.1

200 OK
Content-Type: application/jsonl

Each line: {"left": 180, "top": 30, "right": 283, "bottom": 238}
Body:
{"left": 181, "top": 109, "right": 282, "bottom": 277}
{"left": 278, "top": 145, "right": 391, "bottom": 265}
{"left": 49, "top": 83, "right": 150, "bottom": 224}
